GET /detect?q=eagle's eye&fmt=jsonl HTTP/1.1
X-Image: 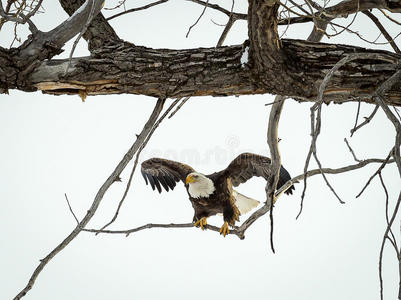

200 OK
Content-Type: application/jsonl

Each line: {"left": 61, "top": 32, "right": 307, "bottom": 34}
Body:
{"left": 193, "top": 175, "right": 198, "bottom": 178}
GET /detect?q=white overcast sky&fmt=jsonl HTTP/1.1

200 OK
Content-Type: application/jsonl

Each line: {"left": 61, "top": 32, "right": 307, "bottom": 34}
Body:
{"left": 1, "top": 1, "right": 400, "bottom": 299}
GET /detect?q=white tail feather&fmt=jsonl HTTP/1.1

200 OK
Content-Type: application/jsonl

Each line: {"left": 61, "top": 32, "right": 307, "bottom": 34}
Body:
{"left": 233, "top": 190, "right": 260, "bottom": 215}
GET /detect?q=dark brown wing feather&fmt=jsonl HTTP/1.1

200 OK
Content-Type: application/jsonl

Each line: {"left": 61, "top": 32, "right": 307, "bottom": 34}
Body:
{"left": 141, "top": 158, "right": 195, "bottom": 193}
{"left": 221, "top": 152, "right": 295, "bottom": 195}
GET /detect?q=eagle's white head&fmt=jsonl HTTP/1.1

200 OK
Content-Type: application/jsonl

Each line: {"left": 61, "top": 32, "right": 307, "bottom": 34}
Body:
{"left": 186, "top": 172, "right": 215, "bottom": 198}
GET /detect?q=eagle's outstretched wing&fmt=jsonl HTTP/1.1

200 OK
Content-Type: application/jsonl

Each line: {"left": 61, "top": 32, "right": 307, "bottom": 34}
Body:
{"left": 141, "top": 158, "right": 195, "bottom": 193}
{"left": 222, "top": 153, "right": 295, "bottom": 195}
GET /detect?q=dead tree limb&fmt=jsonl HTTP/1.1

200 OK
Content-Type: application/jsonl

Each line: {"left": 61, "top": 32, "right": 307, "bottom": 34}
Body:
{"left": 13, "top": 98, "right": 166, "bottom": 300}
{"left": 81, "top": 158, "right": 397, "bottom": 240}
{"left": 98, "top": 99, "right": 181, "bottom": 232}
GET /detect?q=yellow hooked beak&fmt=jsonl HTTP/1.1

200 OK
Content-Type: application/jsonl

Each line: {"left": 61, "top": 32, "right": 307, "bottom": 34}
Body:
{"left": 186, "top": 175, "right": 196, "bottom": 184}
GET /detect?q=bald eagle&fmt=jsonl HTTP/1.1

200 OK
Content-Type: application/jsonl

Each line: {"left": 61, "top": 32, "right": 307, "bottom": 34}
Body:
{"left": 141, "top": 152, "right": 294, "bottom": 237}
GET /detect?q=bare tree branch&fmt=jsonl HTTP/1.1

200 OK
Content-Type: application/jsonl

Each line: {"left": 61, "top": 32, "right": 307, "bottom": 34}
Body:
{"left": 350, "top": 105, "right": 379, "bottom": 136}
{"left": 276, "top": 158, "right": 398, "bottom": 197}
{"left": 106, "top": 0, "right": 169, "bottom": 21}
{"left": 13, "top": 98, "right": 166, "bottom": 300}
{"left": 58, "top": 0, "right": 120, "bottom": 51}
{"left": 0, "top": 0, "right": 42, "bottom": 33}
{"left": 265, "top": 95, "right": 286, "bottom": 253}
{"left": 379, "top": 173, "right": 399, "bottom": 254}
{"left": 186, "top": 0, "right": 246, "bottom": 19}
{"left": 216, "top": 14, "right": 235, "bottom": 46}
{"left": 379, "top": 8, "right": 401, "bottom": 26}
{"left": 65, "top": 0, "right": 99, "bottom": 74}
{"left": 186, "top": 0, "right": 209, "bottom": 38}
{"left": 379, "top": 192, "right": 401, "bottom": 300}
{"left": 356, "top": 149, "right": 393, "bottom": 198}
{"left": 85, "top": 223, "right": 244, "bottom": 239}
{"left": 300, "top": 52, "right": 399, "bottom": 218}
{"left": 4, "top": 1, "right": 401, "bottom": 298}
{"left": 168, "top": 97, "right": 190, "bottom": 119}
{"left": 98, "top": 99, "right": 180, "bottom": 232}
{"left": 22, "top": 0, "right": 105, "bottom": 56}
{"left": 329, "top": 20, "right": 401, "bottom": 47}
{"left": 365, "top": 60, "right": 401, "bottom": 299}
{"left": 325, "top": 1, "right": 360, "bottom": 38}
{"left": 344, "top": 138, "right": 362, "bottom": 162}
{"left": 373, "top": 68, "right": 401, "bottom": 175}
{"left": 80, "top": 158, "right": 398, "bottom": 240}
{"left": 363, "top": 10, "right": 401, "bottom": 54}
{"left": 64, "top": 193, "right": 79, "bottom": 224}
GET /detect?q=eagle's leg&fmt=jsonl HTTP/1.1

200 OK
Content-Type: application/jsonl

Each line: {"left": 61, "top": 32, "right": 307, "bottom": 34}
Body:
{"left": 219, "top": 221, "right": 230, "bottom": 237}
{"left": 194, "top": 217, "right": 208, "bottom": 230}
{"left": 220, "top": 205, "right": 238, "bottom": 237}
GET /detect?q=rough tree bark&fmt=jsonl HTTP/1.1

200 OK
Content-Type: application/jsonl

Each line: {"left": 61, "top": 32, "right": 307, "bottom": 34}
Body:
{"left": 1, "top": 0, "right": 401, "bottom": 105}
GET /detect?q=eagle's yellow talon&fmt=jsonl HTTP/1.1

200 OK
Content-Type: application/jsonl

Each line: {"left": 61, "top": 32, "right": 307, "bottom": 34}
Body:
{"left": 194, "top": 217, "right": 207, "bottom": 230}
{"left": 219, "top": 221, "right": 230, "bottom": 237}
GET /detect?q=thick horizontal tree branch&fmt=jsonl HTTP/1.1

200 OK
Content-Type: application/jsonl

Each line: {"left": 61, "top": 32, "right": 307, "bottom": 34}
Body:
{"left": 320, "top": 0, "right": 401, "bottom": 16}
{"left": 0, "top": 0, "right": 106, "bottom": 93}
{"left": 275, "top": 0, "right": 400, "bottom": 25}
{"left": 2, "top": 0, "right": 401, "bottom": 102}
{"left": 23, "top": 40, "right": 401, "bottom": 106}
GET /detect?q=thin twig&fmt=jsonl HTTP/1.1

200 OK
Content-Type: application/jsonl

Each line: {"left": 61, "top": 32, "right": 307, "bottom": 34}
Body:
{"left": 288, "top": 0, "right": 311, "bottom": 15}
{"left": 64, "top": 193, "right": 79, "bottom": 224}
{"left": 302, "top": 57, "right": 351, "bottom": 215}
{"left": 21, "top": 0, "right": 42, "bottom": 26}
{"left": 98, "top": 99, "right": 179, "bottom": 232}
{"left": 168, "top": 97, "right": 190, "bottom": 119}
{"left": 356, "top": 149, "right": 393, "bottom": 198}
{"left": 325, "top": 0, "right": 359, "bottom": 38}
{"left": 351, "top": 100, "right": 361, "bottom": 136}
{"left": 363, "top": 10, "right": 401, "bottom": 54}
{"left": 106, "top": 0, "right": 169, "bottom": 21}
{"left": 186, "top": 0, "right": 246, "bottom": 19}
{"left": 186, "top": 0, "right": 209, "bottom": 38}
{"left": 379, "top": 9, "right": 401, "bottom": 26}
{"left": 394, "top": 106, "right": 401, "bottom": 122}
{"left": 212, "top": 0, "right": 237, "bottom": 46}
{"left": 344, "top": 138, "right": 362, "bottom": 162}
{"left": 379, "top": 192, "right": 401, "bottom": 300}
{"left": 280, "top": 1, "right": 312, "bottom": 18}
{"left": 216, "top": 14, "right": 235, "bottom": 46}
{"left": 372, "top": 68, "right": 401, "bottom": 176}
{"left": 379, "top": 173, "right": 399, "bottom": 254}
{"left": 329, "top": 21, "right": 401, "bottom": 46}
{"left": 265, "top": 97, "right": 286, "bottom": 106}
{"left": 350, "top": 105, "right": 379, "bottom": 137}
{"left": 65, "top": 0, "right": 97, "bottom": 75}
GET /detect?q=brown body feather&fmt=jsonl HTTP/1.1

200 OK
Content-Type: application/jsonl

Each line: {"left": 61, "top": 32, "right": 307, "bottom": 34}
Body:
{"left": 188, "top": 175, "right": 240, "bottom": 226}
{"left": 141, "top": 153, "right": 295, "bottom": 227}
